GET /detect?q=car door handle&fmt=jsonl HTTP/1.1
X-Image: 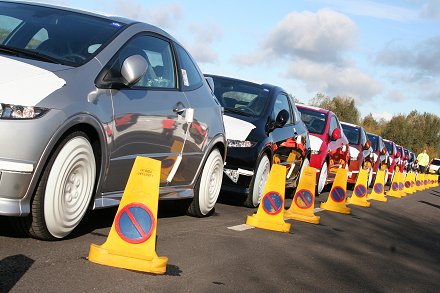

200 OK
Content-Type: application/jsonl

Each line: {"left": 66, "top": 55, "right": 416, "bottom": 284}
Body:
{"left": 173, "top": 103, "right": 186, "bottom": 115}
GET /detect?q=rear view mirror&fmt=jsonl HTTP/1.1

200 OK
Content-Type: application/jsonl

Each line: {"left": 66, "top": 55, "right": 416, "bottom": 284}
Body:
{"left": 364, "top": 140, "right": 371, "bottom": 150}
{"left": 331, "top": 128, "right": 341, "bottom": 141}
{"left": 121, "top": 55, "right": 148, "bottom": 86}
{"left": 275, "top": 109, "right": 289, "bottom": 128}
{"left": 381, "top": 147, "right": 387, "bottom": 155}
{"left": 396, "top": 152, "right": 401, "bottom": 158}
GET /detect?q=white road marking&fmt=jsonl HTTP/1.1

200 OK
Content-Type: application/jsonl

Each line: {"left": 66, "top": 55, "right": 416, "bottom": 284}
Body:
{"left": 227, "top": 224, "right": 255, "bottom": 231}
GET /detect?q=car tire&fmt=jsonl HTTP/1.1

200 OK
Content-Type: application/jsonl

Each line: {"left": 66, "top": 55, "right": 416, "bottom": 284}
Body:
{"left": 297, "top": 158, "right": 310, "bottom": 185}
{"left": 187, "top": 148, "right": 223, "bottom": 217}
{"left": 316, "top": 161, "right": 328, "bottom": 195}
{"left": 18, "top": 132, "right": 97, "bottom": 240}
{"left": 388, "top": 170, "right": 395, "bottom": 186}
{"left": 244, "top": 154, "right": 270, "bottom": 208}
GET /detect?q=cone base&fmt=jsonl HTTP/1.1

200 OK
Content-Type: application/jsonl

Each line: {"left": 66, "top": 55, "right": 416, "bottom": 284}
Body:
{"left": 246, "top": 214, "right": 291, "bottom": 233}
{"left": 320, "top": 202, "right": 351, "bottom": 214}
{"left": 346, "top": 197, "right": 371, "bottom": 207}
{"left": 88, "top": 243, "right": 168, "bottom": 274}
{"left": 386, "top": 192, "right": 402, "bottom": 198}
{"left": 284, "top": 210, "right": 320, "bottom": 224}
{"left": 367, "top": 194, "right": 388, "bottom": 202}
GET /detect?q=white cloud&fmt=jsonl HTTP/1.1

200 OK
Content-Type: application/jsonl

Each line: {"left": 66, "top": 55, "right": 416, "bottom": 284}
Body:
{"left": 287, "top": 59, "right": 382, "bottom": 102}
{"left": 183, "top": 23, "right": 221, "bottom": 64}
{"left": 371, "top": 111, "right": 393, "bottom": 121}
{"left": 262, "top": 9, "right": 358, "bottom": 63}
{"left": 420, "top": 0, "right": 440, "bottom": 20}
{"left": 113, "top": 0, "right": 183, "bottom": 29}
{"left": 316, "top": 0, "right": 418, "bottom": 22}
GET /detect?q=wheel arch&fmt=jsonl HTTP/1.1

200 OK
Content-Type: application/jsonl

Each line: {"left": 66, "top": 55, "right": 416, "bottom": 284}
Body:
{"left": 24, "top": 114, "right": 108, "bottom": 211}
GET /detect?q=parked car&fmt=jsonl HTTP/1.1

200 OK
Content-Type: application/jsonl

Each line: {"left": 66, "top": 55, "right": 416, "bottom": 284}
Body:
{"left": 427, "top": 158, "right": 440, "bottom": 175}
{"left": 0, "top": 1, "right": 227, "bottom": 240}
{"left": 205, "top": 74, "right": 310, "bottom": 207}
{"left": 383, "top": 138, "right": 399, "bottom": 185}
{"left": 366, "top": 133, "right": 389, "bottom": 187}
{"left": 296, "top": 104, "right": 349, "bottom": 194}
{"left": 396, "top": 145, "right": 405, "bottom": 172}
{"left": 340, "top": 122, "right": 372, "bottom": 186}
{"left": 402, "top": 148, "right": 410, "bottom": 172}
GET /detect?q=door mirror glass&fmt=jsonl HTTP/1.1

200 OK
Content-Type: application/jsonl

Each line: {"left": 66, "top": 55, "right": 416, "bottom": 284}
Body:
{"left": 275, "top": 109, "right": 290, "bottom": 128}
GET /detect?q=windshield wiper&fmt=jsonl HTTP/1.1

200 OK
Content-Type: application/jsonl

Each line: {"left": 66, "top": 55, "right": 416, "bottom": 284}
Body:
{"left": 0, "top": 45, "right": 64, "bottom": 65}
{"left": 223, "top": 107, "right": 252, "bottom": 116}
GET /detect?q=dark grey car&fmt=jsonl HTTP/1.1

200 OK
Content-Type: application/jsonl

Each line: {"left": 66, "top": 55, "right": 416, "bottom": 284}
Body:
{"left": 0, "top": 1, "right": 226, "bottom": 240}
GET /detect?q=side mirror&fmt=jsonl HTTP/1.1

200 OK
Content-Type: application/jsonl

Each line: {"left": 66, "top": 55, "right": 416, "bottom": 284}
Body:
{"left": 364, "top": 140, "right": 371, "bottom": 150}
{"left": 396, "top": 152, "right": 401, "bottom": 158}
{"left": 274, "top": 109, "right": 289, "bottom": 128}
{"left": 121, "top": 55, "right": 148, "bottom": 86}
{"left": 381, "top": 147, "right": 387, "bottom": 155}
{"left": 331, "top": 128, "right": 341, "bottom": 141}
{"left": 405, "top": 155, "right": 408, "bottom": 160}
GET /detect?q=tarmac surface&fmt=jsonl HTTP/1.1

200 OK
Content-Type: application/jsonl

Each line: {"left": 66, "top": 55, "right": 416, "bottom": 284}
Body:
{"left": 1, "top": 183, "right": 439, "bottom": 292}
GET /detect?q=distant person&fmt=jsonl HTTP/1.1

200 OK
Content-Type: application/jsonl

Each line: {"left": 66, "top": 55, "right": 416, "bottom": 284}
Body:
{"left": 416, "top": 150, "right": 429, "bottom": 173}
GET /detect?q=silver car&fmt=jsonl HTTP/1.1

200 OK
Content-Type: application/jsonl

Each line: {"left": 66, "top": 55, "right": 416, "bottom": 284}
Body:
{"left": 0, "top": 1, "right": 226, "bottom": 240}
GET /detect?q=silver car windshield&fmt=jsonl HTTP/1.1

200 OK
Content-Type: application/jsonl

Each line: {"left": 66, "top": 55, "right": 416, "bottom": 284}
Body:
{"left": 0, "top": 1, "right": 126, "bottom": 66}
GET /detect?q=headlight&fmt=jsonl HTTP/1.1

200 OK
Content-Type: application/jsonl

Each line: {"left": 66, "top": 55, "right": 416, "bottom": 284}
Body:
{"left": 0, "top": 103, "right": 48, "bottom": 119}
{"left": 227, "top": 139, "right": 256, "bottom": 148}
{"left": 350, "top": 156, "right": 357, "bottom": 161}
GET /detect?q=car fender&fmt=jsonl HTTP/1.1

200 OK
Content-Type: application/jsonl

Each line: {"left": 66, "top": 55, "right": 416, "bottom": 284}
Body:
{"left": 23, "top": 113, "right": 109, "bottom": 210}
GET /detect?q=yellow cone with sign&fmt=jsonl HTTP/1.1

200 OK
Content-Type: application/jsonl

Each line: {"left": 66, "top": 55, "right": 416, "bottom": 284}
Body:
{"left": 88, "top": 157, "right": 168, "bottom": 274}
{"left": 347, "top": 168, "right": 370, "bottom": 207}
{"left": 403, "top": 172, "right": 415, "bottom": 195}
{"left": 320, "top": 168, "right": 351, "bottom": 214}
{"left": 387, "top": 170, "right": 403, "bottom": 198}
{"left": 284, "top": 166, "right": 320, "bottom": 224}
{"left": 367, "top": 170, "right": 387, "bottom": 202}
{"left": 415, "top": 173, "right": 424, "bottom": 191}
{"left": 246, "top": 164, "right": 291, "bottom": 233}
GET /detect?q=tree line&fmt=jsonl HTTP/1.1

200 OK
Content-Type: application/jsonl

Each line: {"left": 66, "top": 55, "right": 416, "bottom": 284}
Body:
{"left": 299, "top": 93, "right": 440, "bottom": 159}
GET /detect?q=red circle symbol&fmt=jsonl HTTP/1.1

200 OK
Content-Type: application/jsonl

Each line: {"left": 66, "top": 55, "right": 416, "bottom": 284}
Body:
{"left": 115, "top": 202, "right": 155, "bottom": 244}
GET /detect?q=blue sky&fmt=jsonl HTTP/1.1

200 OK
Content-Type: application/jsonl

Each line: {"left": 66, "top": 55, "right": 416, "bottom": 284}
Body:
{"left": 33, "top": 0, "right": 440, "bottom": 120}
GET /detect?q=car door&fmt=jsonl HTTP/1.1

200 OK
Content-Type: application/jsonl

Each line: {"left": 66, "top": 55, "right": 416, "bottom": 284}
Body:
{"left": 102, "top": 34, "right": 190, "bottom": 193}
{"left": 270, "top": 93, "right": 304, "bottom": 187}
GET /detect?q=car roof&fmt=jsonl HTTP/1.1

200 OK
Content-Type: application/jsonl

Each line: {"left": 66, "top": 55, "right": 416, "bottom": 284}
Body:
{"left": 296, "top": 103, "right": 330, "bottom": 115}
{"left": 341, "top": 121, "right": 362, "bottom": 129}
{"left": 205, "top": 74, "right": 282, "bottom": 93}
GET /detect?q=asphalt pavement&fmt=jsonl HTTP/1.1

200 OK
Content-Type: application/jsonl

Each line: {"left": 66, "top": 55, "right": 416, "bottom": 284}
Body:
{"left": 1, "top": 184, "right": 439, "bottom": 292}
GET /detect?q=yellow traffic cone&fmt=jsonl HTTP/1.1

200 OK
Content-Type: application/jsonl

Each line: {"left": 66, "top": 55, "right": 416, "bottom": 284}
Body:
{"left": 347, "top": 168, "right": 370, "bottom": 207}
{"left": 246, "top": 164, "right": 291, "bottom": 233}
{"left": 88, "top": 157, "right": 168, "bottom": 274}
{"left": 320, "top": 168, "right": 351, "bottom": 214}
{"left": 403, "top": 172, "right": 415, "bottom": 195}
{"left": 285, "top": 166, "right": 320, "bottom": 224}
{"left": 368, "top": 170, "right": 387, "bottom": 202}
{"left": 387, "top": 171, "right": 403, "bottom": 198}
{"left": 415, "top": 173, "right": 424, "bottom": 192}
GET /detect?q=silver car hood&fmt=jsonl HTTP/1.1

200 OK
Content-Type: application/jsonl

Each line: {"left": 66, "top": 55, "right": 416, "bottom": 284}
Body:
{"left": 0, "top": 55, "right": 66, "bottom": 106}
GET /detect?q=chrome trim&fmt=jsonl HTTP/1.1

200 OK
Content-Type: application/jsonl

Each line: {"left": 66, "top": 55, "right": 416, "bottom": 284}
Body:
{"left": 0, "top": 159, "right": 34, "bottom": 172}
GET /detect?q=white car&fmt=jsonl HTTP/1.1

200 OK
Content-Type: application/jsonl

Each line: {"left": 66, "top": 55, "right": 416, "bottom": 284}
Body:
{"left": 427, "top": 158, "right": 440, "bottom": 175}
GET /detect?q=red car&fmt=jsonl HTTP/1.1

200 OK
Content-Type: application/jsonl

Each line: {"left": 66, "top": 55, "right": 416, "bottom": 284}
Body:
{"left": 340, "top": 122, "right": 373, "bottom": 186}
{"left": 383, "top": 139, "right": 399, "bottom": 185}
{"left": 297, "top": 105, "right": 350, "bottom": 194}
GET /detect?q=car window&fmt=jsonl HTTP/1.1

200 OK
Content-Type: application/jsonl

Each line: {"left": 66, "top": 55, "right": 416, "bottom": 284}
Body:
{"left": 341, "top": 124, "right": 359, "bottom": 145}
{"left": 272, "top": 94, "right": 293, "bottom": 125}
{"left": 432, "top": 159, "right": 440, "bottom": 166}
{"left": 368, "top": 134, "right": 378, "bottom": 151}
{"left": 208, "top": 75, "right": 269, "bottom": 117}
{"left": 0, "top": 2, "right": 125, "bottom": 66}
{"left": 104, "top": 35, "right": 176, "bottom": 89}
{"left": 175, "top": 44, "right": 202, "bottom": 90}
{"left": 329, "top": 115, "right": 339, "bottom": 136}
{"left": 290, "top": 96, "right": 302, "bottom": 124}
{"left": 360, "top": 128, "right": 368, "bottom": 146}
{"left": 297, "top": 107, "right": 327, "bottom": 134}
